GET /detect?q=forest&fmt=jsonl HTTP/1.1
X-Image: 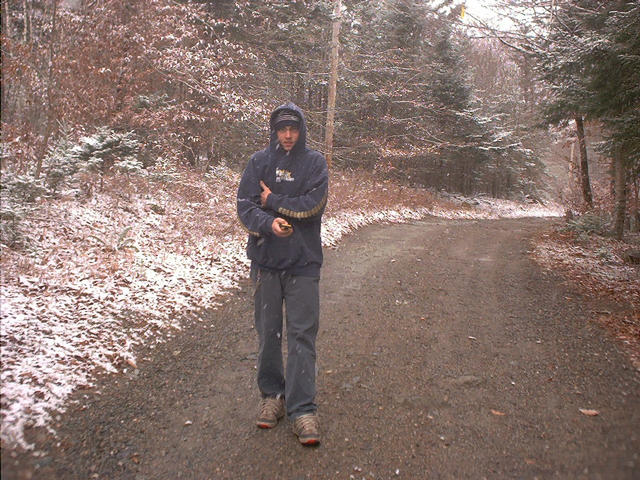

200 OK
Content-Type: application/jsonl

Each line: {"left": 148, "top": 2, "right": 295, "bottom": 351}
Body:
{"left": 1, "top": 0, "right": 638, "bottom": 242}
{"left": 1, "top": 0, "right": 640, "bottom": 458}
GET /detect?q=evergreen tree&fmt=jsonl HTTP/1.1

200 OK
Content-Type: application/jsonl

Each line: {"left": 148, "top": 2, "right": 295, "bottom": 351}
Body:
{"left": 534, "top": 0, "right": 597, "bottom": 208}
{"left": 580, "top": 1, "right": 640, "bottom": 238}
{"left": 538, "top": 0, "right": 639, "bottom": 236}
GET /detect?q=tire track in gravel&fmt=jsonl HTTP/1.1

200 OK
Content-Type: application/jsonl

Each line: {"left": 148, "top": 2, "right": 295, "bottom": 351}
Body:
{"left": 3, "top": 217, "right": 639, "bottom": 479}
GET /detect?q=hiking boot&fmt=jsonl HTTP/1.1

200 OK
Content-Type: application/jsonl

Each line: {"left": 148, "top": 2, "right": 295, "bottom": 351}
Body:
{"left": 293, "top": 413, "right": 320, "bottom": 446}
{"left": 256, "top": 396, "right": 285, "bottom": 429}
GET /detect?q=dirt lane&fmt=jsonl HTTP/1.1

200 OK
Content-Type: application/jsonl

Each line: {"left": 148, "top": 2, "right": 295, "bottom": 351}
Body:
{"left": 3, "top": 217, "right": 639, "bottom": 479}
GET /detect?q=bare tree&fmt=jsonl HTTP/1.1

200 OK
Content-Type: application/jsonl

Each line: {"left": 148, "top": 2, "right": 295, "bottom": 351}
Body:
{"left": 1, "top": 0, "right": 11, "bottom": 117}
{"left": 324, "top": 0, "right": 341, "bottom": 169}
{"left": 613, "top": 147, "right": 627, "bottom": 240}
{"left": 574, "top": 116, "right": 593, "bottom": 208}
{"left": 34, "top": 0, "right": 58, "bottom": 179}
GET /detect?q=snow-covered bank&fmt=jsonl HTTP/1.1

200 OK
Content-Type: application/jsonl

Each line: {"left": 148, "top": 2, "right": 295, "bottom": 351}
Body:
{"left": 321, "top": 200, "right": 562, "bottom": 248}
{"left": 0, "top": 177, "right": 562, "bottom": 450}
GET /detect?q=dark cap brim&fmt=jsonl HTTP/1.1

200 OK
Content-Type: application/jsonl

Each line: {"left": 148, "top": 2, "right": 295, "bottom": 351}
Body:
{"left": 273, "top": 112, "right": 300, "bottom": 129}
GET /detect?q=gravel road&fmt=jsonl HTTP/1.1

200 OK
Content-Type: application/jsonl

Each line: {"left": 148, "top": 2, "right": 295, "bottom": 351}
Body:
{"left": 3, "top": 217, "right": 639, "bottom": 479}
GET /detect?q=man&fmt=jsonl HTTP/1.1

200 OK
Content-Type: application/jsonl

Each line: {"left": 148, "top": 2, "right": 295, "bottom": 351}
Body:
{"left": 237, "top": 102, "right": 329, "bottom": 446}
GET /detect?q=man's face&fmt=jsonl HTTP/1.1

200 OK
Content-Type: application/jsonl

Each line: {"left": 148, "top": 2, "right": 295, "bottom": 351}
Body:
{"left": 276, "top": 125, "right": 300, "bottom": 152}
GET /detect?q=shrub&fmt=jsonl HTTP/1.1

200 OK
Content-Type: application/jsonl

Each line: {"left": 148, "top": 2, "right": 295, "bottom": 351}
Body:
{"left": 564, "top": 212, "right": 611, "bottom": 236}
{"left": 44, "top": 124, "right": 80, "bottom": 194}
{"left": 42, "top": 126, "right": 143, "bottom": 195}
{"left": 72, "top": 127, "right": 141, "bottom": 177}
{"left": 0, "top": 174, "right": 46, "bottom": 248}
{"left": 88, "top": 225, "right": 138, "bottom": 253}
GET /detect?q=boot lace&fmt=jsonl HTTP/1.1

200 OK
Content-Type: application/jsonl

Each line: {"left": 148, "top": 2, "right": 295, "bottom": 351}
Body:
{"left": 295, "top": 414, "right": 319, "bottom": 433}
{"left": 260, "top": 397, "right": 283, "bottom": 418}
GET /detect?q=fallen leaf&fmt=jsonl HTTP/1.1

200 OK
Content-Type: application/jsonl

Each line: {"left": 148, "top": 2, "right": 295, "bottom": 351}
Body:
{"left": 579, "top": 408, "right": 599, "bottom": 416}
{"left": 491, "top": 409, "right": 506, "bottom": 416}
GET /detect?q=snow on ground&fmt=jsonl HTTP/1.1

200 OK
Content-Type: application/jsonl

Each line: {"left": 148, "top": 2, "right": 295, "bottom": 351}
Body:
{"left": 531, "top": 228, "right": 640, "bottom": 369}
{"left": 532, "top": 231, "right": 640, "bottom": 309}
{"left": 0, "top": 169, "right": 562, "bottom": 450}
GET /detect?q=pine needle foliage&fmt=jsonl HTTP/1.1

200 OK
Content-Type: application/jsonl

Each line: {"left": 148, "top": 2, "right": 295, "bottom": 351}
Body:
{"left": 0, "top": 174, "right": 46, "bottom": 248}
{"left": 72, "top": 127, "right": 141, "bottom": 176}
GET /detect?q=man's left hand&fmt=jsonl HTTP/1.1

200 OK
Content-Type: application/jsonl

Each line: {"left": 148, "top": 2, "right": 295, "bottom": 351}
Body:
{"left": 260, "top": 180, "right": 271, "bottom": 207}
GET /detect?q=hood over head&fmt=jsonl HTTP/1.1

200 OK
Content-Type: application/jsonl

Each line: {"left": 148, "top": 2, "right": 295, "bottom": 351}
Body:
{"left": 269, "top": 102, "right": 307, "bottom": 154}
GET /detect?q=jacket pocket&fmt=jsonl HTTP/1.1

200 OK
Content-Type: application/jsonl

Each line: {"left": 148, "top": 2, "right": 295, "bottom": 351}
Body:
{"left": 250, "top": 232, "right": 303, "bottom": 270}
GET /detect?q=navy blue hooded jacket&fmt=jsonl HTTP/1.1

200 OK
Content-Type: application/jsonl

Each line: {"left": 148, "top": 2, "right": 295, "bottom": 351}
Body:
{"left": 237, "top": 103, "right": 329, "bottom": 277}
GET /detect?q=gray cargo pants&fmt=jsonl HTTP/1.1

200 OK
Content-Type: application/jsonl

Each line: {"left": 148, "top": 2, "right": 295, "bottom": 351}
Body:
{"left": 252, "top": 267, "right": 319, "bottom": 419}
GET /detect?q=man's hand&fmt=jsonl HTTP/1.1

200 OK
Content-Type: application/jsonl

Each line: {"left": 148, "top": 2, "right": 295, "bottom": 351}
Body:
{"left": 260, "top": 180, "right": 271, "bottom": 207}
{"left": 272, "top": 217, "right": 293, "bottom": 237}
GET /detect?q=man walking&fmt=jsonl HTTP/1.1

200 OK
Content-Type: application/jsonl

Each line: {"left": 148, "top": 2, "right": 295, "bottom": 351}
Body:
{"left": 237, "top": 102, "right": 329, "bottom": 446}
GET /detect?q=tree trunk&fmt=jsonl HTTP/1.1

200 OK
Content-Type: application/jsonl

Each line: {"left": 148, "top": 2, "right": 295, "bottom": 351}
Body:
{"left": 22, "top": 0, "right": 31, "bottom": 43}
{"left": 632, "top": 173, "right": 639, "bottom": 233}
{"left": 2, "top": 0, "right": 9, "bottom": 36}
{"left": 324, "top": 0, "right": 341, "bottom": 169}
{"left": 1, "top": 0, "right": 10, "bottom": 117}
{"left": 613, "top": 147, "right": 627, "bottom": 240}
{"left": 34, "top": 0, "right": 58, "bottom": 179}
{"left": 574, "top": 116, "right": 593, "bottom": 208}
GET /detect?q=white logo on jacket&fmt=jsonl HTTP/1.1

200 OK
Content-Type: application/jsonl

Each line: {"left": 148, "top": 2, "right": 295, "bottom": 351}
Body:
{"left": 276, "top": 168, "right": 295, "bottom": 183}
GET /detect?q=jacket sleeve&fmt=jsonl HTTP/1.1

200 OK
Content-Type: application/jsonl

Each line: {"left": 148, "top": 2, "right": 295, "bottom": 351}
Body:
{"left": 237, "top": 155, "right": 275, "bottom": 236}
{"left": 265, "top": 154, "right": 328, "bottom": 220}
